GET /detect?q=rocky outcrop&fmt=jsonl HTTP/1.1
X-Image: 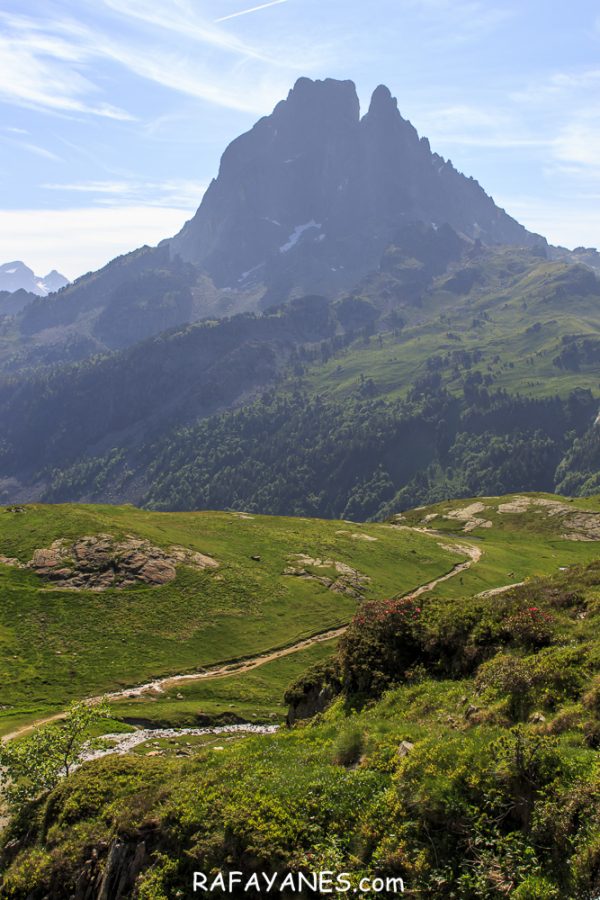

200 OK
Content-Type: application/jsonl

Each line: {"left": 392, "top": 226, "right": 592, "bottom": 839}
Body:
{"left": 1, "top": 534, "right": 218, "bottom": 589}
{"left": 286, "top": 681, "right": 339, "bottom": 726}
{"left": 68, "top": 835, "right": 152, "bottom": 900}
{"left": 497, "top": 495, "right": 600, "bottom": 540}
{"left": 285, "top": 659, "right": 343, "bottom": 725}
{"left": 283, "top": 553, "right": 370, "bottom": 598}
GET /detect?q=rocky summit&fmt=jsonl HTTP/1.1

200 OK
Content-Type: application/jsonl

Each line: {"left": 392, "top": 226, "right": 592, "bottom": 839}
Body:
{"left": 169, "top": 77, "right": 544, "bottom": 295}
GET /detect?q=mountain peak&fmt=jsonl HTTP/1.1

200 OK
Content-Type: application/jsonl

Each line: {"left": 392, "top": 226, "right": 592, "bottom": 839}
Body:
{"left": 366, "top": 84, "right": 398, "bottom": 118}
{"left": 0, "top": 261, "right": 69, "bottom": 297}
{"left": 169, "top": 76, "right": 545, "bottom": 293}
{"left": 0, "top": 260, "right": 34, "bottom": 276}
{"left": 274, "top": 76, "right": 360, "bottom": 125}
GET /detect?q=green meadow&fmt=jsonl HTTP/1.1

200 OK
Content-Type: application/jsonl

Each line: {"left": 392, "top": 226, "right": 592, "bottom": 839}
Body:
{"left": 0, "top": 503, "right": 459, "bottom": 735}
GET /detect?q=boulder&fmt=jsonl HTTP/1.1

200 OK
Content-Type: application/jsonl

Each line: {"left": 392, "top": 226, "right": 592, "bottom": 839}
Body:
{"left": 20, "top": 533, "right": 219, "bottom": 591}
{"left": 397, "top": 740, "right": 415, "bottom": 758}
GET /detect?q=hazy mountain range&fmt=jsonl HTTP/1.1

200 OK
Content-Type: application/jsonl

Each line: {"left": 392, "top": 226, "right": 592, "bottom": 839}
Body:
{"left": 0, "top": 261, "right": 68, "bottom": 298}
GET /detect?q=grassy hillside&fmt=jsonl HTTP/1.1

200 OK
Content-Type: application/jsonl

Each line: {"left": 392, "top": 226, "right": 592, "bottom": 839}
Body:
{"left": 0, "top": 503, "right": 460, "bottom": 736}
{"left": 2, "top": 493, "right": 600, "bottom": 898}
{"left": 397, "top": 492, "right": 600, "bottom": 598}
{"left": 300, "top": 251, "right": 600, "bottom": 404}
{"left": 2, "top": 245, "right": 599, "bottom": 518}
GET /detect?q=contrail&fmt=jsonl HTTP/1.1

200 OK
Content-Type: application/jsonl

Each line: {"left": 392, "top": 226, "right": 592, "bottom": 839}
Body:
{"left": 215, "top": 0, "right": 289, "bottom": 23}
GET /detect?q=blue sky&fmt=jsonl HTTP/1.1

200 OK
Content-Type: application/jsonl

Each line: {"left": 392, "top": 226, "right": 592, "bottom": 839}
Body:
{"left": 0, "top": 0, "right": 599, "bottom": 279}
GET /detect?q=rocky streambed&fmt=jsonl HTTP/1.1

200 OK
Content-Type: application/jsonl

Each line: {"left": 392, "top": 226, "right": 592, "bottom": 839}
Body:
{"left": 81, "top": 723, "right": 279, "bottom": 763}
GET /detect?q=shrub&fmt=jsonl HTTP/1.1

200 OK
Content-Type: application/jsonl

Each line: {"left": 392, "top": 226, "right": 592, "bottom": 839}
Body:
{"left": 512, "top": 875, "right": 560, "bottom": 899}
{"left": 339, "top": 597, "right": 423, "bottom": 699}
{"left": 582, "top": 674, "right": 600, "bottom": 716}
{"left": 571, "top": 833, "right": 600, "bottom": 899}
{"left": 492, "top": 727, "right": 563, "bottom": 829}
{"left": 332, "top": 724, "right": 364, "bottom": 767}
{"left": 476, "top": 654, "right": 537, "bottom": 720}
{"left": 502, "top": 606, "right": 554, "bottom": 648}
{"left": 544, "top": 588, "right": 586, "bottom": 612}
{"left": 532, "top": 646, "right": 587, "bottom": 708}
{"left": 477, "top": 647, "right": 587, "bottom": 721}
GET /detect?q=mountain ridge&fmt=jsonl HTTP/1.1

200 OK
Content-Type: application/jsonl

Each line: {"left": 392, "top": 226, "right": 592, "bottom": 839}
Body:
{"left": 2, "top": 241, "right": 599, "bottom": 511}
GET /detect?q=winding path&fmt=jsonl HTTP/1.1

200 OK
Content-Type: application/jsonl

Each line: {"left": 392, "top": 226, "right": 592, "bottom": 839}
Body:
{"left": 2, "top": 530, "right": 483, "bottom": 744}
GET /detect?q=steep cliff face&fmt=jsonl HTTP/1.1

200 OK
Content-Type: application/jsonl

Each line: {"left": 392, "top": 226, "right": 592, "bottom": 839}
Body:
{"left": 169, "top": 77, "right": 544, "bottom": 295}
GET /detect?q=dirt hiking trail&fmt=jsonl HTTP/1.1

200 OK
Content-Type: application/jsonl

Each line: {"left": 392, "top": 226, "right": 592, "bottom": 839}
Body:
{"left": 3, "top": 529, "right": 483, "bottom": 743}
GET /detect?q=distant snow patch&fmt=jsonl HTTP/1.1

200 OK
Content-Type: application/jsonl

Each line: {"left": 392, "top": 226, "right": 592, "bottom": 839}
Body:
{"left": 279, "top": 220, "right": 321, "bottom": 253}
{"left": 238, "top": 262, "right": 264, "bottom": 283}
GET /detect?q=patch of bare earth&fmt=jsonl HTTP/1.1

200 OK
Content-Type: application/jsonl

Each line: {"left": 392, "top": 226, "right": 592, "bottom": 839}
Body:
{"left": 335, "top": 530, "right": 378, "bottom": 541}
{"left": 444, "top": 502, "right": 493, "bottom": 532}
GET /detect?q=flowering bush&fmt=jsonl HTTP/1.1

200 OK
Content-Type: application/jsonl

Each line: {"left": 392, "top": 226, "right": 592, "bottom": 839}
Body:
{"left": 353, "top": 596, "right": 422, "bottom": 626}
{"left": 502, "top": 606, "right": 554, "bottom": 648}
{"left": 339, "top": 597, "right": 424, "bottom": 699}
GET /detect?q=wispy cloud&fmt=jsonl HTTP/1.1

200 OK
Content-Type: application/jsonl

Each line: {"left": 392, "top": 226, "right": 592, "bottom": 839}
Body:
{"left": 0, "top": 13, "right": 133, "bottom": 120}
{"left": 95, "top": 38, "right": 290, "bottom": 113}
{"left": 554, "top": 119, "right": 600, "bottom": 169}
{"left": 0, "top": 132, "right": 62, "bottom": 161}
{"left": 509, "top": 68, "right": 600, "bottom": 182}
{"left": 19, "top": 142, "right": 62, "bottom": 161}
{"left": 511, "top": 68, "right": 600, "bottom": 105}
{"left": 405, "top": 0, "right": 515, "bottom": 45}
{"left": 0, "top": 4, "right": 318, "bottom": 119}
{"left": 498, "top": 194, "right": 600, "bottom": 251}
{"left": 42, "top": 178, "right": 207, "bottom": 207}
{"left": 416, "top": 103, "right": 551, "bottom": 151}
{"left": 99, "top": 0, "right": 298, "bottom": 66}
{"left": 215, "top": 1, "right": 289, "bottom": 24}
